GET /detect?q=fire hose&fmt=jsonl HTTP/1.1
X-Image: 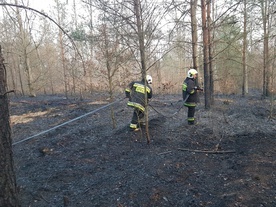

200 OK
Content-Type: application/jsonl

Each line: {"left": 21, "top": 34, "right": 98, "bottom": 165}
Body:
{"left": 12, "top": 97, "right": 124, "bottom": 146}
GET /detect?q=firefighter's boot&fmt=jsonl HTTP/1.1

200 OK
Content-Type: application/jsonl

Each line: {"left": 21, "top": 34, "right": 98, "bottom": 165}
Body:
{"left": 188, "top": 121, "right": 194, "bottom": 125}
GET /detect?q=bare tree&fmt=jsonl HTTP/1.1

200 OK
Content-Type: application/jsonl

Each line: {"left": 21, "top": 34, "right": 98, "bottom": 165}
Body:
{"left": 207, "top": 0, "right": 214, "bottom": 104}
{"left": 190, "top": 0, "right": 198, "bottom": 70}
{"left": 201, "top": 0, "right": 211, "bottom": 109}
{"left": 97, "top": 15, "right": 130, "bottom": 128}
{"left": 14, "top": 0, "right": 36, "bottom": 97}
{"left": 2, "top": 0, "right": 271, "bottom": 98}
{"left": 0, "top": 2, "right": 85, "bottom": 97}
{"left": 55, "top": 0, "right": 69, "bottom": 98}
{"left": 242, "top": 0, "right": 248, "bottom": 96}
{"left": 85, "top": 0, "right": 171, "bottom": 142}
{"left": 0, "top": 46, "right": 19, "bottom": 207}
{"left": 261, "top": 0, "right": 269, "bottom": 96}
{"left": 133, "top": 0, "right": 151, "bottom": 142}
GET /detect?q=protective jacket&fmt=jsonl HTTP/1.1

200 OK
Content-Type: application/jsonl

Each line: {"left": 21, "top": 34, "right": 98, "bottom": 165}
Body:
{"left": 182, "top": 77, "right": 198, "bottom": 107}
{"left": 125, "top": 80, "right": 152, "bottom": 111}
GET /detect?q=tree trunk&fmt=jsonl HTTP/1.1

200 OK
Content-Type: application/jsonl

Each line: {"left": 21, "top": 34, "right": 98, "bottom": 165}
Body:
{"left": 18, "top": 63, "right": 25, "bottom": 96}
{"left": 56, "top": 0, "right": 68, "bottom": 98}
{"left": 207, "top": 0, "right": 214, "bottom": 104}
{"left": 88, "top": 0, "right": 95, "bottom": 93}
{"left": 134, "top": 0, "right": 150, "bottom": 143}
{"left": 242, "top": 0, "right": 248, "bottom": 96}
{"left": 9, "top": 56, "right": 17, "bottom": 94}
{"left": 15, "top": 0, "right": 36, "bottom": 97}
{"left": 190, "top": 0, "right": 198, "bottom": 70}
{"left": 103, "top": 22, "right": 117, "bottom": 129}
{"left": 261, "top": 0, "right": 269, "bottom": 97}
{"left": 201, "top": 0, "right": 211, "bottom": 109}
{"left": 0, "top": 46, "right": 20, "bottom": 207}
{"left": 25, "top": 56, "right": 35, "bottom": 97}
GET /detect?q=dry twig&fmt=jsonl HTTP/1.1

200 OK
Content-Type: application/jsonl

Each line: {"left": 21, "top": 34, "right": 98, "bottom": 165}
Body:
{"left": 157, "top": 151, "right": 172, "bottom": 155}
{"left": 177, "top": 148, "right": 235, "bottom": 154}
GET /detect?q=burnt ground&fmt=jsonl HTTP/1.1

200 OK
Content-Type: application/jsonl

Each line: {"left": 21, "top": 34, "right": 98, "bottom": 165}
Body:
{"left": 10, "top": 93, "right": 276, "bottom": 207}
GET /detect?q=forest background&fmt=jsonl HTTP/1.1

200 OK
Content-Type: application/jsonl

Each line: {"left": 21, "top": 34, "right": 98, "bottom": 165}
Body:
{"left": 0, "top": 0, "right": 275, "bottom": 101}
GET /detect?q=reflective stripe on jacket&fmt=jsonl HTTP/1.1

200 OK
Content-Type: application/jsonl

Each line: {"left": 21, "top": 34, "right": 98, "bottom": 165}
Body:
{"left": 125, "top": 80, "right": 152, "bottom": 108}
{"left": 127, "top": 102, "right": 145, "bottom": 111}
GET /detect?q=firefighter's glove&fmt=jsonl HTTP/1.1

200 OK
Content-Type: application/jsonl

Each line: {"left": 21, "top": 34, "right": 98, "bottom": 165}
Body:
{"left": 194, "top": 86, "right": 203, "bottom": 91}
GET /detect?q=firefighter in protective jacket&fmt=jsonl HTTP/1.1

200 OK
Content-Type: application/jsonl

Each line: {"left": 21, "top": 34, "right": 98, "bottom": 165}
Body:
{"left": 182, "top": 69, "right": 203, "bottom": 125}
{"left": 125, "top": 75, "right": 153, "bottom": 131}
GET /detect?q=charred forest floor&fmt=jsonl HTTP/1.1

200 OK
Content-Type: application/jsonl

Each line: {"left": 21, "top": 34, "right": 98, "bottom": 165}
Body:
{"left": 10, "top": 92, "right": 276, "bottom": 207}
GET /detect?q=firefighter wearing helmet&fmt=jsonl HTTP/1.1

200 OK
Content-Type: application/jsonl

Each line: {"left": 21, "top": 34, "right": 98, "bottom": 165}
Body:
{"left": 182, "top": 69, "right": 203, "bottom": 125}
{"left": 125, "top": 75, "right": 153, "bottom": 131}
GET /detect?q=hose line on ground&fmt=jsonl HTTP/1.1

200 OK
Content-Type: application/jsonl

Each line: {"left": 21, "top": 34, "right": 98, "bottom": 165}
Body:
{"left": 12, "top": 97, "right": 124, "bottom": 146}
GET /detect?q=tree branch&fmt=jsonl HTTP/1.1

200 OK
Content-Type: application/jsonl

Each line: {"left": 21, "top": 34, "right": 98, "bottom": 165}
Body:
{"left": 0, "top": 90, "right": 15, "bottom": 97}
{"left": 0, "top": 3, "right": 86, "bottom": 75}
{"left": 178, "top": 148, "right": 235, "bottom": 154}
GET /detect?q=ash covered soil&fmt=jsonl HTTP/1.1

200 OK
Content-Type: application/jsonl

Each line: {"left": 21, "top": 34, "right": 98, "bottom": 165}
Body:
{"left": 10, "top": 93, "right": 276, "bottom": 207}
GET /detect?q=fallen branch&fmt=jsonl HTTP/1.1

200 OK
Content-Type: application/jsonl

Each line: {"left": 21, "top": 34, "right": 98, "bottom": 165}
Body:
{"left": 158, "top": 151, "right": 172, "bottom": 155}
{"left": 0, "top": 89, "right": 15, "bottom": 97}
{"left": 177, "top": 148, "right": 235, "bottom": 154}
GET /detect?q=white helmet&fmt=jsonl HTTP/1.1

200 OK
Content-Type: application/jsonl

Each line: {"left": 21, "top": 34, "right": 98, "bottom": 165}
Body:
{"left": 187, "top": 69, "right": 198, "bottom": 78}
{"left": 146, "top": 75, "right": 152, "bottom": 84}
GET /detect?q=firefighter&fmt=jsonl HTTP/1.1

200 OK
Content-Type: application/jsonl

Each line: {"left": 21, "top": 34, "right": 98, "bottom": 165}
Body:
{"left": 182, "top": 69, "right": 203, "bottom": 125}
{"left": 125, "top": 75, "right": 153, "bottom": 131}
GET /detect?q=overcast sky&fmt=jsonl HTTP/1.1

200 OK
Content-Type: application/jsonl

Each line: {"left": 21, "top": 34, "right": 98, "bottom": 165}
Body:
{"left": 27, "top": 0, "right": 55, "bottom": 12}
